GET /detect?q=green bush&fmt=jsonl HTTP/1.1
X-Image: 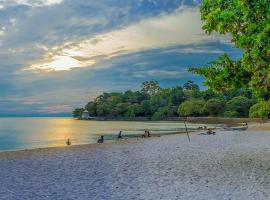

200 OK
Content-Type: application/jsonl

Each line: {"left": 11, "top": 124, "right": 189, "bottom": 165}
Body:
{"left": 225, "top": 96, "right": 252, "bottom": 117}
{"left": 178, "top": 100, "right": 206, "bottom": 117}
{"left": 151, "top": 111, "right": 164, "bottom": 121}
{"left": 205, "top": 98, "right": 225, "bottom": 116}
{"left": 223, "top": 111, "right": 238, "bottom": 118}
{"left": 249, "top": 101, "right": 270, "bottom": 118}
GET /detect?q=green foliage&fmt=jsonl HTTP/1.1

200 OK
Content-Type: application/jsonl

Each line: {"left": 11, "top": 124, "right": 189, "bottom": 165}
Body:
{"left": 225, "top": 96, "right": 253, "bottom": 117}
{"left": 223, "top": 111, "right": 239, "bottom": 118}
{"left": 85, "top": 102, "right": 97, "bottom": 116}
{"left": 178, "top": 99, "right": 206, "bottom": 117}
{"left": 183, "top": 80, "right": 199, "bottom": 91}
{"left": 191, "top": 0, "right": 270, "bottom": 99}
{"left": 125, "top": 106, "right": 136, "bottom": 119}
{"left": 151, "top": 111, "right": 164, "bottom": 121}
{"left": 182, "top": 81, "right": 202, "bottom": 100}
{"left": 72, "top": 108, "right": 84, "bottom": 118}
{"left": 205, "top": 98, "right": 225, "bottom": 116}
{"left": 189, "top": 54, "right": 251, "bottom": 92}
{"left": 74, "top": 81, "right": 258, "bottom": 119}
{"left": 202, "top": 89, "right": 218, "bottom": 101}
{"left": 249, "top": 101, "right": 270, "bottom": 118}
{"left": 141, "top": 80, "right": 161, "bottom": 96}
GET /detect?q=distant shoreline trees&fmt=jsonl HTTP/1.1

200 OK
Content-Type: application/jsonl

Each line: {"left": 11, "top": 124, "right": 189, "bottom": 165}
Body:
{"left": 73, "top": 80, "right": 262, "bottom": 120}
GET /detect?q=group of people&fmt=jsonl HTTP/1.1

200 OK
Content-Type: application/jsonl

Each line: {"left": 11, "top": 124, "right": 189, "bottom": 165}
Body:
{"left": 97, "top": 130, "right": 121, "bottom": 144}
{"left": 141, "top": 130, "right": 151, "bottom": 138}
{"left": 201, "top": 128, "right": 216, "bottom": 135}
{"left": 66, "top": 129, "right": 152, "bottom": 146}
{"left": 97, "top": 130, "right": 152, "bottom": 144}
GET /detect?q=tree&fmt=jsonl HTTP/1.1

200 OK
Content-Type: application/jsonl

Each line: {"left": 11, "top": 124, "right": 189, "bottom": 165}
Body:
{"left": 249, "top": 101, "right": 270, "bottom": 118}
{"left": 77, "top": 81, "right": 257, "bottom": 120}
{"left": 169, "top": 86, "right": 185, "bottom": 105}
{"left": 141, "top": 100, "right": 153, "bottom": 117}
{"left": 178, "top": 100, "right": 206, "bottom": 117}
{"left": 190, "top": 0, "right": 270, "bottom": 99}
{"left": 189, "top": 54, "right": 251, "bottom": 92}
{"left": 225, "top": 96, "right": 253, "bottom": 117}
{"left": 202, "top": 89, "right": 217, "bottom": 101}
{"left": 141, "top": 80, "right": 161, "bottom": 96}
{"left": 72, "top": 108, "right": 84, "bottom": 118}
{"left": 205, "top": 98, "right": 225, "bottom": 116}
{"left": 85, "top": 102, "right": 97, "bottom": 116}
{"left": 114, "top": 103, "right": 130, "bottom": 117}
{"left": 125, "top": 106, "right": 136, "bottom": 119}
{"left": 151, "top": 110, "right": 165, "bottom": 121}
{"left": 183, "top": 80, "right": 199, "bottom": 91}
{"left": 182, "top": 81, "right": 201, "bottom": 100}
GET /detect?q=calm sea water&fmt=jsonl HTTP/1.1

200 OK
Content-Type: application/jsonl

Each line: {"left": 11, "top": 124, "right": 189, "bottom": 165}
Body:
{"left": 0, "top": 117, "right": 207, "bottom": 151}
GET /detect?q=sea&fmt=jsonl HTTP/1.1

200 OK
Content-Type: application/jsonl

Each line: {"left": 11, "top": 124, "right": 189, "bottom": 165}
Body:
{"left": 0, "top": 117, "right": 208, "bottom": 151}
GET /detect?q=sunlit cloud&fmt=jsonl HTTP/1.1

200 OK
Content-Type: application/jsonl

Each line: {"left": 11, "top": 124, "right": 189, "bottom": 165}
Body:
{"left": 28, "top": 55, "right": 96, "bottom": 71}
{"left": 0, "top": 0, "right": 63, "bottom": 8}
{"left": 26, "top": 6, "right": 221, "bottom": 72}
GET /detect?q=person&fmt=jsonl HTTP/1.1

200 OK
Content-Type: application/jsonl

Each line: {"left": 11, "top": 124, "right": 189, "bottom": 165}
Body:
{"left": 97, "top": 136, "right": 104, "bottom": 143}
{"left": 147, "top": 130, "right": 151, "bottom": 137}
{"left": 66, "top": 138, "right": 71, "bottom": 146}
{"left": 206, "top": 129, "right": 216, "bottom": 135}
{"left": 141, "top": 130, "right": 147, "bottom": 138}
{"left": 117, "top": 131, "right": 123, "bottom": 139}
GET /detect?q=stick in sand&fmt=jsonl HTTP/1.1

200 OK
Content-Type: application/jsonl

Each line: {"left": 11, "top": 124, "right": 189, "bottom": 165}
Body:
{"left": 183, "top": 117, "right": 190, "bottom": 142}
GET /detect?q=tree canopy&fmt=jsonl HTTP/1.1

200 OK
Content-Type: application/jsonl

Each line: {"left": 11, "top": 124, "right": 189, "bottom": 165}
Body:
{"left": 73, "top": 80, "right": 258, "bottom": 120}
{"left": 190, "top": 0, "right": 270, "bottom": 100}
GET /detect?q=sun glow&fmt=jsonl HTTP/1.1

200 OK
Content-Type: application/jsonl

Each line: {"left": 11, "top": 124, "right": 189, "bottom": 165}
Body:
{"left": 28, "top": 56, "right": 95, "bottom": 71}
{"left": 25, "top": 6, "right": 216, "bottom": 72}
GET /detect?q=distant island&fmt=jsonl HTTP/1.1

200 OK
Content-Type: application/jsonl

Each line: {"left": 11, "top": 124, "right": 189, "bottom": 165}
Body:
{"left": 73, "top": 80, "right": 268, "bottom": 120}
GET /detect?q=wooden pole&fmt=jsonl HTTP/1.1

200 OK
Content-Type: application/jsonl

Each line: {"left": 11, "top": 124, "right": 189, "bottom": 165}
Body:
{"left": 184, "top": 117, "right": 190, "bottom": 142}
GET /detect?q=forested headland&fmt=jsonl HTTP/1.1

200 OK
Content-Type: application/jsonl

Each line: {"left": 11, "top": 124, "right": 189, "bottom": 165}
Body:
{"left": 73, "top": 80, "right": 267, "bottom": 120}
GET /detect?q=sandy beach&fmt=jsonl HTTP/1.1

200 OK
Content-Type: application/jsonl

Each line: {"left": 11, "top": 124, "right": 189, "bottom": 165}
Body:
{"left": 0, "top": 125, "right": 270, "bottom": 200}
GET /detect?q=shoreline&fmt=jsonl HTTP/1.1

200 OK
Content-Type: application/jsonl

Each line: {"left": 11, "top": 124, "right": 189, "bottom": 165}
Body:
{"left": 0, "top": 122, "right": 270, "bottom": 154}
{"left": 0, "top": 139, "right": 135, "bottom": 158}
{"left": 0, "top": 130, "right": 192, "bottom": 155}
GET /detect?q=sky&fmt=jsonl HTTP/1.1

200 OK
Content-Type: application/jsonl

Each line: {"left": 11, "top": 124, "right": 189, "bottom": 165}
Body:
{"left": 0, "top": 0, "right": 242, "bottom": 116}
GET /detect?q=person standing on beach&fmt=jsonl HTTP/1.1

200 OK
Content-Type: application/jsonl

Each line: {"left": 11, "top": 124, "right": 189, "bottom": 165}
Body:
{"left": 97, "top": 136, "right": 104, "bottom": 143}
{"left": 147, "top": 130, "right": 151, "bottom": 137}
{"left": 117, "top": 131, "right": 123, "bottom": 139}
{"left": 66, "top": 138, "right": 71, "bottom": 146}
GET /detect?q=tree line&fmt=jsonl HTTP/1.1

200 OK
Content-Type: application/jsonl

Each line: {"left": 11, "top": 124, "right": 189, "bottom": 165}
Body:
{"left": 73, "top": 80, "right": 267, "bottom": 120}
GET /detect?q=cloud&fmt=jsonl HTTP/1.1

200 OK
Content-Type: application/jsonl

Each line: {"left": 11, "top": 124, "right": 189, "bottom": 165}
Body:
{"left": 26, "top": 5, "right": 222, "bottom": 72}
{"left": 131, "top": 69, "right": 183, "bottom": 78}
{"left": 0, "top": 0, "right": 63, "bottom": 8}
{"left": 0, "top": 1, "right": 242, "bottom": 115}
